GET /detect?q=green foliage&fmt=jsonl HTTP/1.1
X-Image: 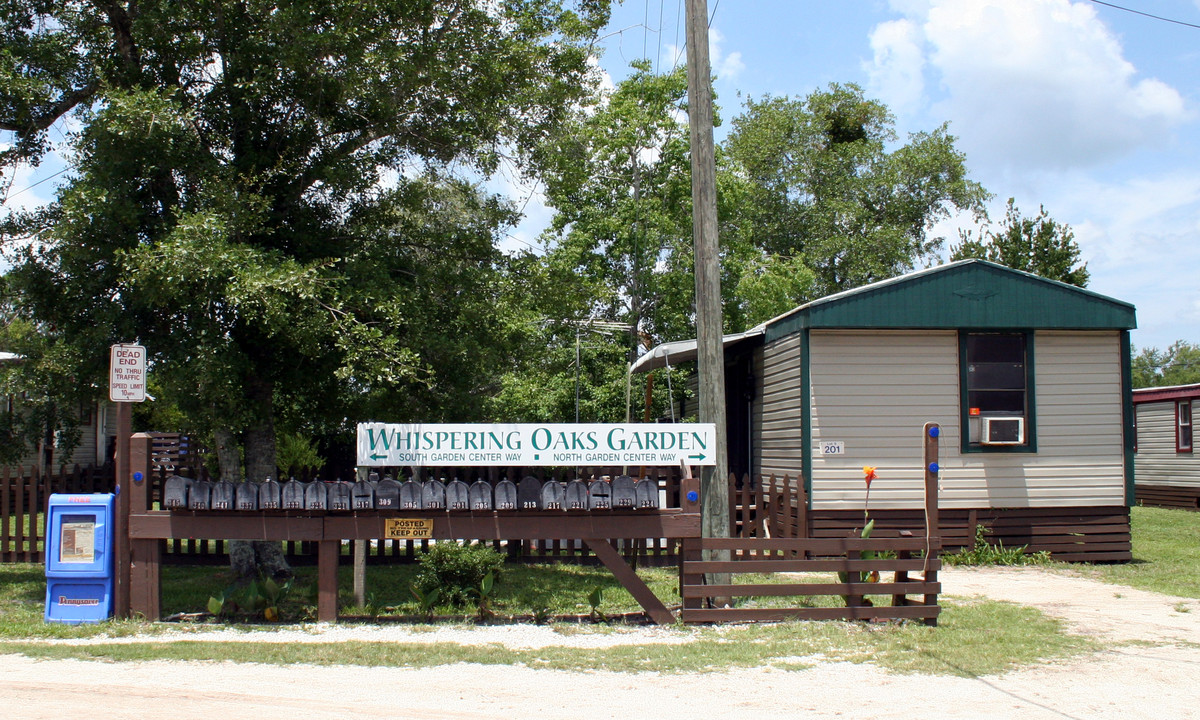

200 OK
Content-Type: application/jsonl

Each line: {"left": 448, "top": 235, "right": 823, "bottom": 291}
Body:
{"left": 475, "top": 571, "right": 497, "bottom": 622}
{"left": 497, "top": 62, "right": 694, "bottom": 422}
{"left": 950, "top": 198, "right": 1089, "bottom": 286}
{"left": 0, "top": 313, "right": 88, "bottom": 466}
{"left": 586, "top": 585, "right": 608, "bottom": 623}
{"left": 0, "top": 0, "right": 611, "bottom": 478}
{"left": 410, "top": 585, "right": 441, "bottom": 621}
{"left": 275, "top": 432, "right": 325, "bottom": 479}
{"left": 206, "top": 595, "right": 227, "bottom": 617}
{"left": 412, "top": 542, "right": 506, "bottom": 608}
{"left": 942, "top": 525, "right": 1052, "bottom": 567}
{"left": 837, "top": 519, "right": 880, "bottom": 606}
{"left": 206, "top": 575, "right": 292, "bottom": 621}
{"left": 721, "top": 84, "right": 988, "bottom": 303}
{"left": 1131, "top": 341, "right": 1200, "bottom": 388}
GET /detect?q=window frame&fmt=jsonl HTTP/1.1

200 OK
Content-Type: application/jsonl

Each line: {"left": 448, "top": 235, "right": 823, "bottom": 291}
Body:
{"left": 959, "top": 330, "right": 1037, "bottom": 454}
{"left": 1177, "top": 399, "right": 1193, "bottom": 453}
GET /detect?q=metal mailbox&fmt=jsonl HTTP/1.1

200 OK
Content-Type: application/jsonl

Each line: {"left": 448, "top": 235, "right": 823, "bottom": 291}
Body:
{"left": 446, "top": 480, "right": 470, "bottom": 511}
{"left": 518, "top": 476, "right": 542, "bottom": 510}
{"left": 611, "top": 475, "right": 636, "bottom": 509}
{"left": 540, "top": 481, "right": 565, "bottom": 510}
{"left": 351, "top": 480, "right": 376, "bottom": 510}
{"left": 188, "top": 480, "right": 212, "bottom": 510}
{"left": 259, "top": 479, "right": 281, "bottom": 510}
{"left": 281, "top": 479, "right": 306, "bottom": 509}
{"left": 375, "top": 478, "right": 400, "bottom": 510}
{"left": 398, "top": 480, "right": 422, "bottom": 510}
{"left": 163, "top": 476, "right": 190, "bottom": 509}
{"left": 468, "top": 479, "right": 493, "bottom": 511}
{"left": 235, "top": 481, "right": 260, "bottom": 511}
{"left": 422, "top": 480, "right": 447, "bottom": 510}
{"left": 494, "top": 479, "right": 517, "bottom": 510}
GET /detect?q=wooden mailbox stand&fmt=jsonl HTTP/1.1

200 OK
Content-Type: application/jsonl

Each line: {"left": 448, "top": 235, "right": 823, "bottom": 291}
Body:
{"left": 116, "top": 434, "right": 701, "bottom": 624}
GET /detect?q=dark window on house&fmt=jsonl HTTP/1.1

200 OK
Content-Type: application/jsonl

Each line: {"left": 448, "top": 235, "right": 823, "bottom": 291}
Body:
{"left": 1178, "top": 400, "right": 1192, "bottom": 453}
{"left": 962, "top": 332, "right": 1033, "bottom": 450}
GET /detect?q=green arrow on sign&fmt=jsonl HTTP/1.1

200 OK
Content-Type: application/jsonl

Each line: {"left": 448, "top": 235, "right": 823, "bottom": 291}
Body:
{"left": 370, "top": 453, "right": 388, "bottom": 461}
{"left": 689, "top": 453, "right": 706, "bottom": 462}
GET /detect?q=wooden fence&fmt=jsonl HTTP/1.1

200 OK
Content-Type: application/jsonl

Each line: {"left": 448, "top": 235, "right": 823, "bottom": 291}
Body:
{"left": 1, "top": 464, "right": 113, "bottom": 563}
{"left": 3, "top": 458, "right": 810, "bottom": 566}
{"left": 679, "top": 535, "right": 941, "bottom": 624}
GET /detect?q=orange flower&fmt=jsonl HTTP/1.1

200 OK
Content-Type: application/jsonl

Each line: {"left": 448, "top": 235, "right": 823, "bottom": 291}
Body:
{"left": 862, "top": 466, "right": 877, "bottom": 487}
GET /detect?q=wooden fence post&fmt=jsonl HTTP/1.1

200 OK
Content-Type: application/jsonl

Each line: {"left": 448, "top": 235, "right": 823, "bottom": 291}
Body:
{"left": 113, "top": 402, "right": 132, "bottom": 619}
{"left": 923, "top": 422, "right": 941, "bottom": 626}
{"left": 129, "top": 433, "right": 161, "bottom": 620}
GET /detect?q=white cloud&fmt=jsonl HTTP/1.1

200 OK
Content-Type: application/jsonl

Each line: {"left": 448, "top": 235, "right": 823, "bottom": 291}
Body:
{"left": 1032, "top": 171, "right": 1200, "bottom": 348}
{"left": 870, "top": 0, "right": 1188, "bottom": 172}
{"left": 865, "top": 19, "right": 926, "bottom": 115}
{"left": 708, "top": 28, "right": 745, "bottom": 81}
{"left": 662, "top": 26, "right": 743, "bottom": 81}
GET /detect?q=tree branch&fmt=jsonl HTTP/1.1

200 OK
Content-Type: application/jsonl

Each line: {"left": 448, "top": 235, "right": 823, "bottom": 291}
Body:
{"left": 0, "top": 83, "right": 99, "bottom": 133}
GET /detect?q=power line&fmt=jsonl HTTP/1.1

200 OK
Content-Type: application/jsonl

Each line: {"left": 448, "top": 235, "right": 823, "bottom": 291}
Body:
{"left": 3, "top": 166, "right": 70, "bottom": 204}
{"left": 1088, "top": 0, "right": 1200, "bottom": 30}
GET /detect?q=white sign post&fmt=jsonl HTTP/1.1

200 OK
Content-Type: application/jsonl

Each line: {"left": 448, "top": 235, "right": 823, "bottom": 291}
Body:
{"left": 109, "top": 344, "right": 147, "bottom": 403}
{"left": 357, "top": 422, "right": 718, "bottom": 467}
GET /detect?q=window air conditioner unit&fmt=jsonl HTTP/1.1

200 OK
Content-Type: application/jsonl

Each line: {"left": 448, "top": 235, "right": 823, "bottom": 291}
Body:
{"left": 981, "top": 416, "right": 1024, "bottom": 445}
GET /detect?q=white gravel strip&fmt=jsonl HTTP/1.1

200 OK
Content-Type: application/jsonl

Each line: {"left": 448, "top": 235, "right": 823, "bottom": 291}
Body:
{"left": 39, "top": 621, "right": 703, "bottom": 649}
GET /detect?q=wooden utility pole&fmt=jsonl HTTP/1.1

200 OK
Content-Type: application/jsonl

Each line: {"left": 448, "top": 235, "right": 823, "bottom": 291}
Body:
{"left": 685, "top": 0, "right": 731, "bottom": 553}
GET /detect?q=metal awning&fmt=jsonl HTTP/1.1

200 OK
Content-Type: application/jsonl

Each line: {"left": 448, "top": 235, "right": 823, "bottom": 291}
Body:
{"left": 629, "top": 326, "right": 765, "bottom": 374}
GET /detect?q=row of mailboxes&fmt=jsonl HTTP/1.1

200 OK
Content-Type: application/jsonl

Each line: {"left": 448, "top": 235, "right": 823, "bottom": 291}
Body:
{"left": 163, "top": 475, "right": 661, "bottom": 512}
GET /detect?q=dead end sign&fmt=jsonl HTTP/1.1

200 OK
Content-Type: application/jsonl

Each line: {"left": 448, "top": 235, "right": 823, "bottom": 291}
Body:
{"left": 109, "top": 344, "right": 146, "bottom": 403}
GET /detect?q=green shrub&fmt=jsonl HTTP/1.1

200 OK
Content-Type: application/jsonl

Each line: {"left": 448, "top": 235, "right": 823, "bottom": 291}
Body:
{"left": 943, "top": 524, "right": 1052, "bottom": 566}
{"left": 412, "top": 541, "right": 506, "bottom": 607}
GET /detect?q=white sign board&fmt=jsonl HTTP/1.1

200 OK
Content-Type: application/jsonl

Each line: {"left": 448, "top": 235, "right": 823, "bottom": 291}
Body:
{"left": 357, "top": 423, "right": 718, "bottom": 467}
{"left": 819, "top": 441, "right": 846, "bottom": 456}
{"left": 109, "top": 344, "right": 147, "bottom": 403}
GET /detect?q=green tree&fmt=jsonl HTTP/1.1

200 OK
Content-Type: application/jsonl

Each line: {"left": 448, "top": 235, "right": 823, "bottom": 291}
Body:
{"left": 721, "top": 84, "right": 988, "bottom": 301}
{"left": 494, "top": 62, "right": 694, "bottom": 422}
{"left": 950, "top": 198, "right": 1089, "bottom": 286}
{"left": 1132, "top": 341, "right": 1200, "bottom": 388}
{"left": 1, "top": 0, "right": 607, "bottom": 448}
{"left": 0, "top": 304, "right": 88, "bottom": 468}
{"left": 1, "top": 1, "right": 609, "bottom": 574}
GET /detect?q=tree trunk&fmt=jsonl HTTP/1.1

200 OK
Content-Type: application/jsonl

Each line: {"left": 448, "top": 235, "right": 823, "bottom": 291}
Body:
{"left": 228, "top": 375, "right": 292, "bottom": 581}
{"left": 214, "top": 428, "right": 240, "bottom": 483}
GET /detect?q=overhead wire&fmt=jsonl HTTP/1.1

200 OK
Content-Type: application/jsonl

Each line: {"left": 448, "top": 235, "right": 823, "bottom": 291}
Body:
{"left": 1087, "top": 0, "right": 1200, "bottom": 30}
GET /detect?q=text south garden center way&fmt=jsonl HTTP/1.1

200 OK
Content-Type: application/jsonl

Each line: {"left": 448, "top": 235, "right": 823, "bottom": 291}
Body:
{"left": 356, "top": 423, "right": 717, "bottom": 467}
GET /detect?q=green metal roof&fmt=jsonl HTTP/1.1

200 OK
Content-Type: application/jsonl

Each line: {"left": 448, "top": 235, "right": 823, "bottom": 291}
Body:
{"left": 764, "top": 259, "right": 1137, "bottom": 343}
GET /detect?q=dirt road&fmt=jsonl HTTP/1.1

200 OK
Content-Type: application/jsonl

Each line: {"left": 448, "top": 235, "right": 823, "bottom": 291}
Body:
{"left": 4, "top": 567, "right": 1198, "bottom": 720}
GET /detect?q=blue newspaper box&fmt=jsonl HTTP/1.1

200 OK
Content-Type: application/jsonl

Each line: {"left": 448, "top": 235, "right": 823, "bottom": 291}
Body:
{"left": 45, "top": 493, "right": 115, "bottom": 624}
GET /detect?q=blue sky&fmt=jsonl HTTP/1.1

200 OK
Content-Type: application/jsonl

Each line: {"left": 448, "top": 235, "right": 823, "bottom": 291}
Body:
{"left": 581, "top": 0, "right": 1200, "bottom": 353}
{"left": 3, "top": 1, "right": 1198, "bottom": 353}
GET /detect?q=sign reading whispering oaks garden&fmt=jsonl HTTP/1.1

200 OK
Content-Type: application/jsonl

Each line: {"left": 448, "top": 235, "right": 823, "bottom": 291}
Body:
{"left": 356, "top": 423, "right": 717, "bottom": 467}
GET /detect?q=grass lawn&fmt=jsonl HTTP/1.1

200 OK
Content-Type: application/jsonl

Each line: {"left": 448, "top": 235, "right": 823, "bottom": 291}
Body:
{"left": 1073, "top": 505, "right": 1200, "bottom": 599}
{"left": 0, "top": 504, "right": 1195, "bottom": 675}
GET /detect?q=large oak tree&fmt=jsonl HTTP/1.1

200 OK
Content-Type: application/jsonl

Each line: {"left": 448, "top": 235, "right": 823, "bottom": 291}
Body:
{"left": 1, "top": 0, "right": 609, "bottom": 574}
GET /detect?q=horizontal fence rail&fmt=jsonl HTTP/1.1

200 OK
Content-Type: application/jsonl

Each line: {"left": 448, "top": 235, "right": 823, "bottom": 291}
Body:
{"left": 680, "top": 535, "right": 942, "bottom": 625}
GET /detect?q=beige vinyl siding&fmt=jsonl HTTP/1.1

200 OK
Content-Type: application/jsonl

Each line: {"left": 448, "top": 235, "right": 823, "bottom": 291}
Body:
{"left": 808, "top": 331, "right": 959, "bottom": 509}
{"left": 808, "top": 330, "right": 1126, "bottom": 510}
{"left": 1136, "top": 400, "right": 1200, "bottom": 488}
{"left": 13, "top": 400, "right": 112, "bottom": 468}
{"left": 756, "top": 333, "right": 805, "bottom": 481}
{"left": 749, "top": 346, "right": 765, "bottom": 478}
